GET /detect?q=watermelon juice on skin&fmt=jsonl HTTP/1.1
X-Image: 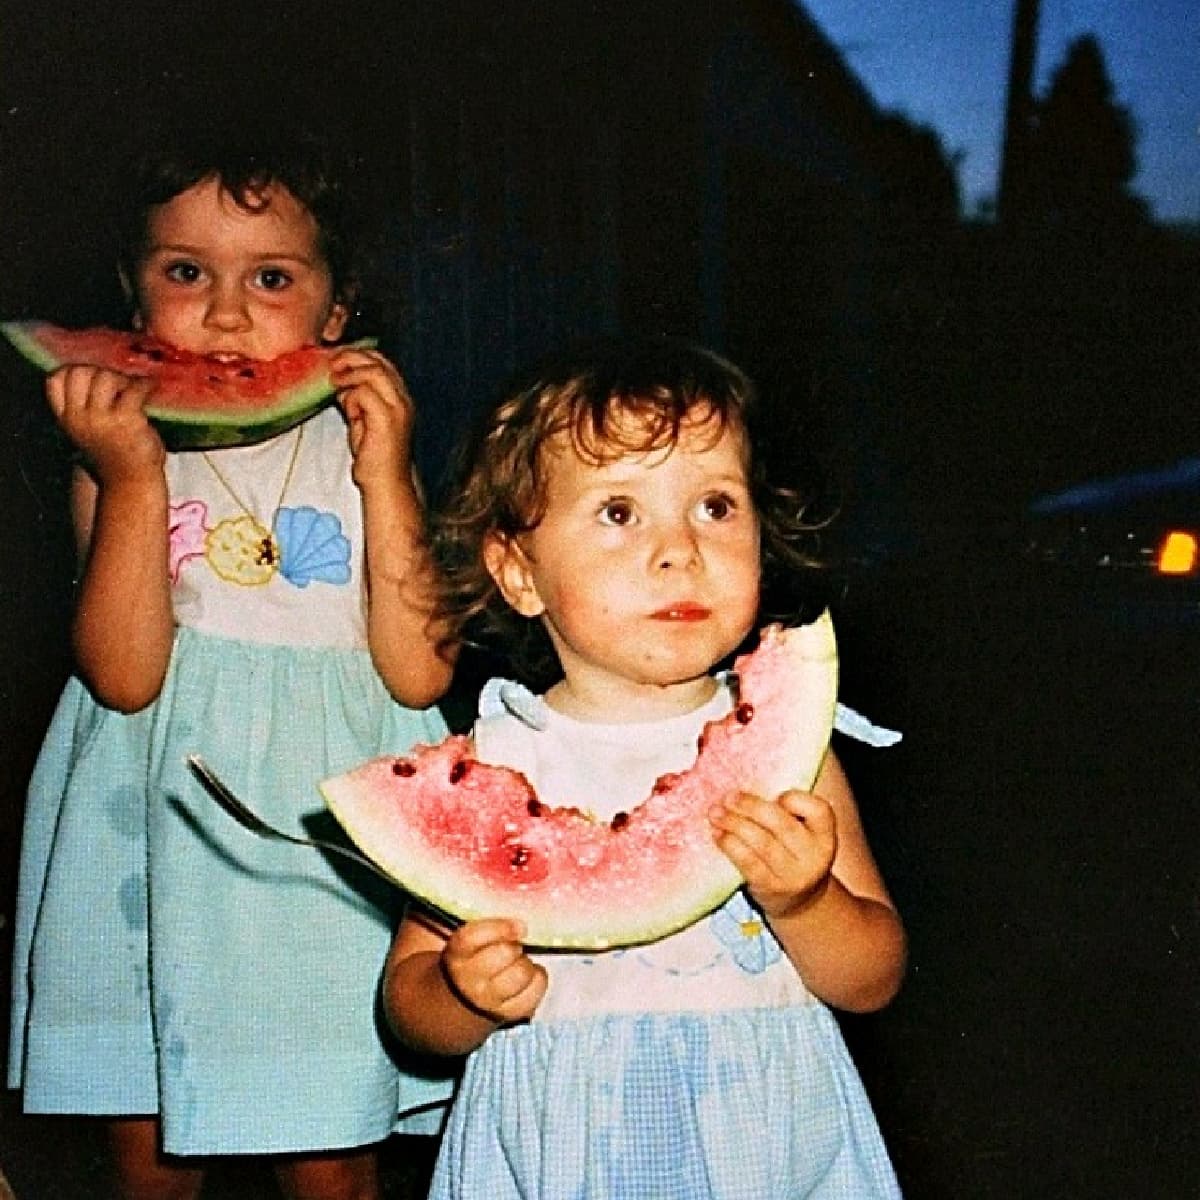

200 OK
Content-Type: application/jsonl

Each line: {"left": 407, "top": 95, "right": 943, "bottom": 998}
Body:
{"left": 1, "top": 320, "right": 375, "bottom": 448}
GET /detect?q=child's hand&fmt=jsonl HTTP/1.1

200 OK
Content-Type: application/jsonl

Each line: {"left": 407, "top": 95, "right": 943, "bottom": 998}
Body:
{"left": 710, "top": 789, "right": 838, "bottom": 921}
{"left": 46, "top": 365, "right": 165, "bottom": 485}
{"left": 441, "top": 918, "right": 548, "bottom": 1026}
{"left": 329, "top": 347, "right": 416, "bottom": 489}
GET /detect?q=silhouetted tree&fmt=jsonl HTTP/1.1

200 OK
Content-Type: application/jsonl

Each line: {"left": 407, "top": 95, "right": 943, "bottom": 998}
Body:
{"left": 873, "top": 113, "right": 961, "bottom": 234}
{"left": 1027, "top": 35, "right": 1148, "bottom": 233}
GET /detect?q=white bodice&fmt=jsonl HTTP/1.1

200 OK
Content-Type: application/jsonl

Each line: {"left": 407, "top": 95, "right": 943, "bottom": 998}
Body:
{"left": 473, "top": 686, "right": 817, "bottom": 1022}
{"left": 165, "top": 408, "right": 367, "bottom": 649}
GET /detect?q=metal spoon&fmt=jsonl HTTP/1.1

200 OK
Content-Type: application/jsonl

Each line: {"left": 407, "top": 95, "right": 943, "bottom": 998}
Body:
{"left": 186, "top": 754, "right": 398, "bottom": 880}
{"left": 186, "top": 754, "right": 460, "bottom": 927}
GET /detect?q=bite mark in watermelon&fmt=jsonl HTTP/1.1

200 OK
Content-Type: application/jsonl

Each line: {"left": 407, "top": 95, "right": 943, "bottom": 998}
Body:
{"left": 320, "top": 613, "right": 839, "bottom": 949}
{"left": 1, "top": 320, "right": 374, "bottom": 449}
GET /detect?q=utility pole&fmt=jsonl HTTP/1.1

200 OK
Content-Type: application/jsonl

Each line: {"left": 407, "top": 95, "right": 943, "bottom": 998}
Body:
{"left": 998, "top": 0, "right": 1040, "bottom": 227}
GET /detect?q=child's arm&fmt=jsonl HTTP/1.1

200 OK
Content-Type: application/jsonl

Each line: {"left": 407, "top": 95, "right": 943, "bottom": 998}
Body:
{"left": 331, "top": 347, "right": 455, "bottom": 709}
{"left": 50, "top": 365, "right": 175, "bottom": 712}
{"left": 384, "top": 913, "right": 548, "bottom": 1057}
{"left": 710, "top": 749, "right": 906, "bottom": 1013}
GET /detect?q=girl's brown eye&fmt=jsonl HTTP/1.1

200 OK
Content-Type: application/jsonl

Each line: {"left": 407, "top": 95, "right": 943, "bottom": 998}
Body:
{"left": 600, "top": 501, "right": 634, "bottom": 526}
{"left": 701, "top": 493, "right": 735, "bottom": 521}
{"left": 165, "top": 261, "right": 202, "bottom": 284}
{"left": 255, "top": 267, "right": 292, "bottom": 291}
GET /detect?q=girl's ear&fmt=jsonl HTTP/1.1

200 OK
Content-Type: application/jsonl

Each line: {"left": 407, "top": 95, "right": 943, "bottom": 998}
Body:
{"left": 320, "top": 300, "right": 350, "bottom": 344}
{"left": 483, "top": 534, "right": 545, "bottom": 618}
{"left": 118, "top": 266, "right": 143, "bottom": 330}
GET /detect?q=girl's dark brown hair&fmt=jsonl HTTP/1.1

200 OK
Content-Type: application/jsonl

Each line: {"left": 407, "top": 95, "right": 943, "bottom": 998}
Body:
{"left": 436, "top": 336, "right": 829, "bottom": 689}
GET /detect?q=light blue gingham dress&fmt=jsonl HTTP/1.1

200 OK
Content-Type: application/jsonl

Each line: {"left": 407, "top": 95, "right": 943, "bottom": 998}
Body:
{"left": 427, "top": 682, "right": 902, "bottom": 1199}
{"left": 8, "top": 410, "right": 453, "bottom": 1155}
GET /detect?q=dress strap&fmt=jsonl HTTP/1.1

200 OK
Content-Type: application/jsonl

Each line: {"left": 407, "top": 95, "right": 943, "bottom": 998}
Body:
{"left": 833, "top": 703, "right": 902, "bottom": 747}
{"left": 478, "top": 677, "right": 901, "bottom": 747}
{"left": 478, "top": 678, "right": 550, "bottom": 730}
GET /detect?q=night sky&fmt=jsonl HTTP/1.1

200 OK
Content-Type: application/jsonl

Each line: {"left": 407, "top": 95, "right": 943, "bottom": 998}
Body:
{"left": 1, "top": 1, "right": 1194, "bottom": 253}
{"left": 803, "top": 0, "right": 1199, "bottom": 223}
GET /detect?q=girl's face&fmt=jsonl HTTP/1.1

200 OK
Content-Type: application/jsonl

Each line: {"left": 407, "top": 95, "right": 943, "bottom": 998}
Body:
{"left": 129, "top": 175, "right": 347, "bottom": 360}
{"left": 488, "top": 412, "right": 762, "bottom": 720}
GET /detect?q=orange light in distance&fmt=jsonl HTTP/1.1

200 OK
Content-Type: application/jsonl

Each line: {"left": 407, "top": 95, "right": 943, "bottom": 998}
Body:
{"left": 1157, "top": 530, "right": 1198, "bottom": 575}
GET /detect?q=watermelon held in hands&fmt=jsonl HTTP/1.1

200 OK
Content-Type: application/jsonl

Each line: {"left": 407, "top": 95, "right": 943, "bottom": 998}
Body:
{"left": 1, "top": 320, "right": 374, "bottom": 449}
{"left": 320, "top": 614, "right": 839, "bottom": 949}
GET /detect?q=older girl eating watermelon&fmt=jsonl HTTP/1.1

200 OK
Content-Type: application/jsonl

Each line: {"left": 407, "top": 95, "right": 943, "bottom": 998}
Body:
{"left": 7, "top": 123, "right": 455, "bottom": 1199}
{"left": 384, "top": 337, "right": 906, "bottom": 1198}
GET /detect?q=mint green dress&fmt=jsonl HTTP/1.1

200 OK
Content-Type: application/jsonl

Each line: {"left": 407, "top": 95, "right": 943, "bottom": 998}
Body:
{"left": 8, "top": 408, "right": 453, "bottom": 1155}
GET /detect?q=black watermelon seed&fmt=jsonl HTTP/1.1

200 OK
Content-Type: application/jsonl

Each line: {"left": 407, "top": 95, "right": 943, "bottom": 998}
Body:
{"left": 527, "top": 798, "right": 543, "bottom": 817}
{"left": 449, "top": 760, "right": 469, "bottom": 783}
{"left": 391, "top": 760, "right": 416, "bottom": 777}
{"left": 610, "top": 811, "right": 630, "bottom": 831}
{"left": 735, "top": 702, "right": 755, "bottom": 724}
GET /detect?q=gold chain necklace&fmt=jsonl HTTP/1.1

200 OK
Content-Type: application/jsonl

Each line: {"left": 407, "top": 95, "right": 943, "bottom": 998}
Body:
{"left": 200, "top": 426, "right": 304, "bottom": 585}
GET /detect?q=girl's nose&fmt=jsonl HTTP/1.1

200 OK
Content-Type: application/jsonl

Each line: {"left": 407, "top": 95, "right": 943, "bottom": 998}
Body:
{"left": 655, "top": 523, "right": 701, "bottom": 570}
{"left": 203, "top": 286, "right": 251, "bottom": 332}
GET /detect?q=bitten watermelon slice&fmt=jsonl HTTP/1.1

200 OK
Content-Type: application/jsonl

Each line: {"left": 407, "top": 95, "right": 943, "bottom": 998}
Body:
{"left": 1, "top": 320, "right": 372, "bottom": 449}
{"left": 321, "top": 614, "right": 839, "bottom": 949}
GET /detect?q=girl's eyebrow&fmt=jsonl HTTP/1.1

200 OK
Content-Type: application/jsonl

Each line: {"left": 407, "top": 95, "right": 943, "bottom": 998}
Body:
{"left": 574, "top": 467, "right": 751, "bottom": 496}
{"left": 145, "top": 243, "right": 318, "bottom": 266}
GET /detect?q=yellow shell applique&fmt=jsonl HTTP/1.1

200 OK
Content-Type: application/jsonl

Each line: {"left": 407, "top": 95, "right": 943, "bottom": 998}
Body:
{"left": 205, "top": 516, "right": 280, "bottom": 586}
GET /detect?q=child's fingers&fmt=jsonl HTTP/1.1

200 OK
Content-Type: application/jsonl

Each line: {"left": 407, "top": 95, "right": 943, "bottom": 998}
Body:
{"left": 48, "top": 364, "right": 142, "bottom": 416}
{"left": 776, "top": 789, "right": 838, "bottom": 841}
{"left": 329, "top": 345, "right": 391, "bottom": 373}
{"left": 444, "top": 918, "right": 547, "bottom": 1021}
{"left": 483, "top": 956, "right": 548, "bottom": 1019}
{"left": 330, "top": 348, "right": 411, "bottom": 398}
{"left": 446, "top": 917, "right": 527, "bottom": 955}
{"left": 46, "top": 367, "right": 164, "bottom": 481}
{"left": 712, "top": 791, "right": 831, "bottom": 855}
{"left": 711, "top": 790, "right": 837, "bottom": 891}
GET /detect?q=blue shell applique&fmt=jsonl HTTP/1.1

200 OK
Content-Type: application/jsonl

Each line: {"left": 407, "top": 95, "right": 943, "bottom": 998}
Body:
{"left": 710, "top": 892, "right": 782, "bottom": 975}
{"left": 273, "top": 506, "right": 351, "bottom": 588}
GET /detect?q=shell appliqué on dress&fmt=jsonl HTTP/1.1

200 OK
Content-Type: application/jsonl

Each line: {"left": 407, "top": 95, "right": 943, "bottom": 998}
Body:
{"left": 169, "top": 501, "right": 211, "bottom": 582}
{"left": 274, "top": 506, "right": 351, "bottom": 588}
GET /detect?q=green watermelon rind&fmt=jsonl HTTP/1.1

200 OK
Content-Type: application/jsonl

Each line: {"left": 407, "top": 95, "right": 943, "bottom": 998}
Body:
{"left": 1, "top": 319, "right": 376, "bottom": 449}
{"left": 1, "top": 320, "right": 60, "bottom": 372}
{"left": 143, "top": 383, "right": 345, "bottom": 450}
{"left": 321, "top": 612, "right": 839, "bottom": 950}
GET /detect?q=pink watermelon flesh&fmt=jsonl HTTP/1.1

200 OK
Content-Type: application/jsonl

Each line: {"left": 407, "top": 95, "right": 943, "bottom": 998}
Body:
{"left": 1, "top": 320, "right": 373, "bottom": 449}
{"left": 321, "top": 614, "right": 839, "bottom": 949}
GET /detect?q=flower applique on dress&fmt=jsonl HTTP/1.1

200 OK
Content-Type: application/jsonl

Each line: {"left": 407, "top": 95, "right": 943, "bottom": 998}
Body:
{"left": 200, "top": 505, "right": 351, "bottom": 589}
{"left": 710, "top": 892, "right": 782, "bottom": 975}
{"left": 169, "top": 501, "right": 211, "bottom": 582}
{"left": 205, "top": 516, "right": 281, "bottom": 586}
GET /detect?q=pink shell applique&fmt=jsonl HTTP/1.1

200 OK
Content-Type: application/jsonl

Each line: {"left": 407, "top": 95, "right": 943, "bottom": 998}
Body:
{"left": 169, "top": 500, "right": 211, "bottom": 582}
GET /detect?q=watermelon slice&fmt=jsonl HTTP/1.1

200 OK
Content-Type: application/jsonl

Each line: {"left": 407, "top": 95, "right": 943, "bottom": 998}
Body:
{"left": 321, "top": 614, "right": 839, "bottom": 949}
{"left": 1, "top": 320, "right": 373, "bottom": 449}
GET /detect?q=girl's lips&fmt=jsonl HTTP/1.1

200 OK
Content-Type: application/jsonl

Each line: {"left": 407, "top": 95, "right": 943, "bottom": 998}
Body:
{"left": 650, "top": 603, "right": 711, "bottom": 621}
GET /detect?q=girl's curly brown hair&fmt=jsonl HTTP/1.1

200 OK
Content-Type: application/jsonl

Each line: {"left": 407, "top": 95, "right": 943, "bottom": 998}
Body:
{"left": 435, "top": 336, "right": 830, "bottom": 690}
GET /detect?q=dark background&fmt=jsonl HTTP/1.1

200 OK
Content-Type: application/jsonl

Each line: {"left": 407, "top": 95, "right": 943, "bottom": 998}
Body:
{"left": 2, "top": 2, "right": 1197, "bottom": 1196}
